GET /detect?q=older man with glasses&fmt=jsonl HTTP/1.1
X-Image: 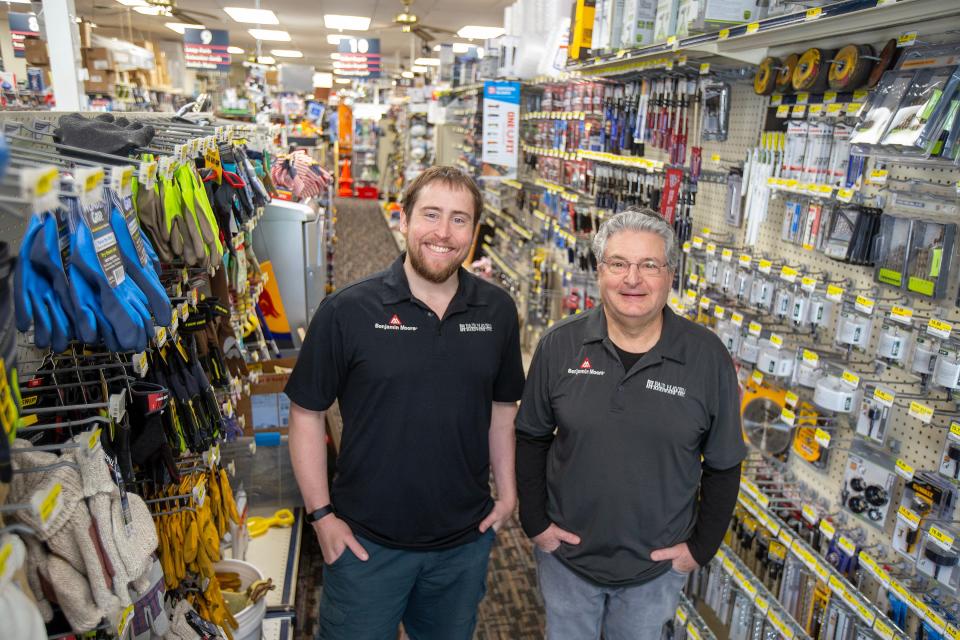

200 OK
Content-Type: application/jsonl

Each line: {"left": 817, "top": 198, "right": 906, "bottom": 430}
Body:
{"left": 516, "top": 208, "right": 746, "bottom": 640}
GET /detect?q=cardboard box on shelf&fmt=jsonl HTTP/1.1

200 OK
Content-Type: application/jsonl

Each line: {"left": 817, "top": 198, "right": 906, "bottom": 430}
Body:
{"left": 23, "top": 38, "right": 49, "bottom": 66}
{"left": 84, "top": 70, "right": 116, "bottom": 94}
{"left": 82, "top": 47, "right": 114, "bottom": 71}
{"left": 238, "top": 357, "right": 297, "bottom": 436}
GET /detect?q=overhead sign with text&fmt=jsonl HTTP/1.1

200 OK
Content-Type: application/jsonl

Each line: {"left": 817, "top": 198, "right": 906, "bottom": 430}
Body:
{"left": 481, "top": 81, "right": 520, "bottom": 180}
{"left": 184, "top": 28, "right": 231, "bottom": 72}
{"left": 334, "top": 38, "right": 381, "bottom": 78}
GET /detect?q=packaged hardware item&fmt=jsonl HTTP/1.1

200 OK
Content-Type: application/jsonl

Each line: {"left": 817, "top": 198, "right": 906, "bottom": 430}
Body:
{"left": 842, "top": 445, "right": 896, "bottom": 527}
{"left": 917, "top": 529, "right": 960, "bottom": 590}
{"left": 654, "top": 0, "right": 681, "bottom": 42}
{"left": 904, "top": 219, "right": 955, "bottom": 299}
{"left": 850, "top": 71, "right": 915, "bottom": 147}
{"left": 893, "top": 473, "right": 956, "bottom": 561}
{"left": 939, "top": 427, "right": 960, "bottom": 481}
{"left": 854, "top": 385, "right": 895, "bottom": 445}
{"left": 620, "top": 0, "right": 658, "bottom": 46}
{"left": 874, "top": 214, "right": 912, "bottom": 290}
{"left": 881, "top": 67, "right": 954, "bottom": 150}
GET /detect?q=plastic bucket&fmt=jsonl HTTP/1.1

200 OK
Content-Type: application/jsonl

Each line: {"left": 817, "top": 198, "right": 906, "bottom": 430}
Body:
{"left": 215, "top": 558, "right": 267, "bottom": 640}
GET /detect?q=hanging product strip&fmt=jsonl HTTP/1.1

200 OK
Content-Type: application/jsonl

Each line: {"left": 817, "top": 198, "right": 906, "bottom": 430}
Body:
{"left": 0, "top": 112, "right": 281, "bottom": 639}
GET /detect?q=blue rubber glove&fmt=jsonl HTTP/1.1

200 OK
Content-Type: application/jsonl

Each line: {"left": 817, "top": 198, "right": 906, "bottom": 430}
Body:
{"left": 140, "top": 229, "right": 162, "bottom": 274}
{"left": 14, "top": 215, "right": 73, "bottom": 352}
{"left": 70, "top": 210, "right": 154, "bottom": 352}
{"left": 109, "top": 205, "right": 172, "bottom": 327}
{"left": 68, "top": 262, "right": 123, "bottom": 352}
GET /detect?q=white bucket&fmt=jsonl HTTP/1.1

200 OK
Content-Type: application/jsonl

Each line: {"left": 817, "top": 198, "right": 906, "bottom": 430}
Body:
{"left": 215, "top": 558, "right": 267, "bottom": 640}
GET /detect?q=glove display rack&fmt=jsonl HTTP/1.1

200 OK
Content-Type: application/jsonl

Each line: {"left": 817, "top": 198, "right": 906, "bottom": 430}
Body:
{"left": 488, "top": 1, "right": 960, "bottom": 638}
{"left": 0, "top": 109, "right": 285, "bottom": 639}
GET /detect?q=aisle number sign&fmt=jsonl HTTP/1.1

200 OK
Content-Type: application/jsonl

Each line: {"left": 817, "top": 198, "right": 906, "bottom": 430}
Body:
{"left": 183, "top": 28, "right": 232, "bottom": 72}
{"left": 482, "top": 81, "right": 521, "bottom": 180}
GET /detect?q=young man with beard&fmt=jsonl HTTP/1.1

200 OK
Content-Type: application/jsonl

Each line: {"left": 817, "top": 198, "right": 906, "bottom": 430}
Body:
{"left": 516, "top": 209, "right": 745, "bottom": 639}
{"left": 285, "top": 166, "right": 524, "bottom": 640}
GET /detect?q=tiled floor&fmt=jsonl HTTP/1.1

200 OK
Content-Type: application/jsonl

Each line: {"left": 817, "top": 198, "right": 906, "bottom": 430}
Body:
{"left": 292, "top": 198, "right": 546, "bottom": 639}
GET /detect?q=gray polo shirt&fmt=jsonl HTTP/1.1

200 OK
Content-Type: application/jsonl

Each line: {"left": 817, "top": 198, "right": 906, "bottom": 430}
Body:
{"left": 516, "top": 305, "right": 746, "bottom": 586}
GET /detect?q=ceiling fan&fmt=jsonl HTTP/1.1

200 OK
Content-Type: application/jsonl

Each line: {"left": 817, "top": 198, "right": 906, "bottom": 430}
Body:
{"left": 92, "top": 0, "right": 219, "bottom": 26}
{"left": 381, "top": 0, "right": 455, "bottom": 43}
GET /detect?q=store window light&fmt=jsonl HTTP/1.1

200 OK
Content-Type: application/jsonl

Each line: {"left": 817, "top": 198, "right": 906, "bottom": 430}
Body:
{"left": 223, "top": 7, "right": 279, "bottom": 24}
{"left": 413, "top": 57, "right": 440, "bottom": 66}
{"left": 248, "top": 29, "right": 291, "bottom": 41}
{"left": 271, "top": 49, "right": 303, "bottom": 58}
{"left": 456, "top": 25, "right": 504, "bottom": 40}
{"left": 227, "top": 46, "right": 245, "bottom": 55}
{"left": 323, "top": 15, "right": 371, "bottom": 31}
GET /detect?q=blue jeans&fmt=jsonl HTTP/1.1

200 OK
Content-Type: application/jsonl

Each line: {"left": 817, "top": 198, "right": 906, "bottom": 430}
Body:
{"left": 535, "top": 547, "right": 688, "bottom": 640}
{"left": 318, "top": 529, "right": 496, "bottom": 640}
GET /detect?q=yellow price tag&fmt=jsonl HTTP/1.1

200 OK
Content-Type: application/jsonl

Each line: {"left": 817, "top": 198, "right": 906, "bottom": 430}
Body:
{"left": 898, "top": 31, "right": 918, "bottom": 47}
{"left": 930, "top": 526, "right": 956, "bottom": 551}
{"left": 792, "top": 104, "right": 807, "bottom": 117}
{"left": 714, "top": 305, "right": 726, "bottom": 319}
{"left": 710, "top": 153, "right": 721, "bottom": 163}
{"left": 754, "top": 595, "right": 770, "bottom": 613}
{"left": 815, "top": 428, "right": 831, "bottom": 448}
{"left": 854, "top": 295, "right": 875, "bottom": 314}
{"left": 802, "top": 504, "right": 818, "bottom": 524}
{"left": 721, "top": 248, "right": 733, "bottom": 261}
{"left": 718, "top": 28, "right": 730, "bottom": 40}
{"left": 824, "top": 91, "right": 838, "bottom": 103}
{"left": 746, "top": 22, "right": 760, "bottom": 34}
{"left": 36, "top": 482, "right": 63, "bottom": 525}
{"left": 873, "top": 388, "right": 895, "bottom": 408}
{"left": 731, "top": 312, "right": 744, "bottom": 327}
{"left": 780, "top": 265, "right": 798, "bottom": 282}
{"left": 805, "top": 6, "right": 822, "bottom": 20}
{"left": 785, "top": 390, "right": 799, "bottom": 408}
{"left": 826, "top": 284, "right": 844, "bottom": 302}
{"left": 837, "top": 187, "right": 854, "bottom": 202}
{"left": 751, "top": 370, "right": 764, "bottom": 385}
{"left": 769, "top": 333, "right": 784, "bottom": 347}
{"left": 118, "top": 604, "right": 135, "bottom": 638}
{"left": 896, "top": 459, "right": 917, "bottom": 482}
{"left": 809, "top": 104, "right": 824, "bottom": 116}
{"left": 898, "top": 504, "right": 921, "bottom": 527}
{"left": 666, "top": 35, "right": 678, "bottom": 48}
{"left": 950, "top": 421, "right": 960, "bottom": 442}
{"left": 874, "top": 618, "right": 897, "bottom": 640}
{"left": 838, "top": 536, "right": 857, "bottom": 556}
{"left": 699, "top": 63, "right": 710, "bottom": 75}
{"left": 739, "top": 253, "right": 752, "bottom": 267}
{"left": 841, "top": 370, "right": 860, "bottom": 388}
{"left": 928, "top": 318, "right": 953, "bottom": 339}
{"left": 776, "top": 104, "right": 790, "bottom": 118}
{"left": 797, "top": 92, "right": 810, "bottom": 105}
{"left": 889, "top": 306, "right": 913, "bottom": 324}
{"left": 682, "top": 241, "right": 692, "bottom": 253}
{"left": 780, "top": 408, "right": 796, "bottom": 426}
{"left": 748, "top": 321, "right": 762, "bottom": 336}
{"left": 758, "top": 259, "right": 772, "bottom": 274}
{"left": 827, "top": 102, "right": 844, "bottom": 115}
{"left": 0, "top": 542, "right": 12, "bottom": 581}
{"left": 908, "top": 401, "right": 933, "bottom": 424}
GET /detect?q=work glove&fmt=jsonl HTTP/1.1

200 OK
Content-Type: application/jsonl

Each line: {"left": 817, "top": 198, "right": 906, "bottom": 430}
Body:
{"left": 160, "top": 173, "right": 202, "bottom": 267}
{"left": 14, "top": 213, "right": 74, "bottom": 353}
{"left": 174, "top": 165, "right": 216, "bottom": 268}
{"left": 133, "top": 173, "right": 175, "bottom": 264}
{"left": 108, "top": 203, "right": 172, "bottom": 327}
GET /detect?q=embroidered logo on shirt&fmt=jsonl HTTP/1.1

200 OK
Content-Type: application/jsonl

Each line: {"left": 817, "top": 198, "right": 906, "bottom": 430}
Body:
{"left": 568, "top": 357, "right": 604, "bottom": 376}
{"left": 646, "top": 379, "right": 686, "bottom": 397}
{"left": 459, "top": 322, "right": 493, "bottom": 332}
{"left": 375, "top": 314, "right": 418, "bottom": 331}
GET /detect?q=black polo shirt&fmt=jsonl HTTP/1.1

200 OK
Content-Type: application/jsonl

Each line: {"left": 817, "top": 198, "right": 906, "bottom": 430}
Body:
{"left": 516, "top": 305, "right": 745, "bottom": 586}
{"left": 285, "top": 255, "right": 525, "bottom": 550}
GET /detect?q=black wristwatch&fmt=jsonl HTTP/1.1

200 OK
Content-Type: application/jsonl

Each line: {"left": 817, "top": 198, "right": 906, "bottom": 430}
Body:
{"left": 306, "top": 504, "right": 335, "bottom": 523}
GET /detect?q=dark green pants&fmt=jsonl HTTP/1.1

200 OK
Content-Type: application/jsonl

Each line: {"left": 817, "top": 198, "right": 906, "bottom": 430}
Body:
{"left": 318, "top": 529, "right": 496, "bottom": 640}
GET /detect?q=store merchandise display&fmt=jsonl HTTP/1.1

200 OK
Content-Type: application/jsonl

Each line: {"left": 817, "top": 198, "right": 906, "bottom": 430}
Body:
{"left": 0, "top": 112, "right": 283, "bottom": 638}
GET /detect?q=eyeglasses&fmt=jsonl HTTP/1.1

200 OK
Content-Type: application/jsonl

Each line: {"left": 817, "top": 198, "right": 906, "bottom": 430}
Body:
{"left": 601, "top": 258, "right": 670, "bottom": 277}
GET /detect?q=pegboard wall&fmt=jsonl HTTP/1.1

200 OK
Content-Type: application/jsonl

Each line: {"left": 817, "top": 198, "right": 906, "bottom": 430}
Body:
{"left": 678, "top": 73, "right": 960, "bottom": 589}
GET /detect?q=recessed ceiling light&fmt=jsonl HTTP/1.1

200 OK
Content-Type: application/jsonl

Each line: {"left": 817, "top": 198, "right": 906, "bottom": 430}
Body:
{"left": 401, "top": 71, "right": 415, "bottom": 79}
{"left": 248, "top": 29, "right": 291, "bottom": 41}
{"left": 413, "top": 57, "right": 440, "bottom": 66}
{"left": 134, "top": 5, "right": 170, "bottom": 15}
{"left": 114, "top": 0, "right": 148, "bottom": 6}
{"left": 335, "top": 78, "right": 351, "bottom": 84}
{"left": 257, "top": 55, "right": 276, "bottom": 65}
{"left": 223, "top": 7, "right": 279, "bottom": 24}
{"left": 271, "top": 49, "right": 303, "bottom": 58}
{"left": 456, "top": 25, "right": 505, "bottom": 39}
{"left": 165, "top": 22, "right": 204, "bottom": 34}
{"left": 227, "top": 46, "right": 245, "bottom": 55}
{"left": 411, "top": 65, "right": 430, "bottom": 73}
{"left": 323, "top": 14, "right": 371, "bottom": 31}
{"left": 326, "top": 34, "right": 353, "bottom": 45}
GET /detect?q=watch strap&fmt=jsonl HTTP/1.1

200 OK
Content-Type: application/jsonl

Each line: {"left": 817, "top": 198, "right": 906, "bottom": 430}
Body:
{"left": 306, "top": 504, "right": 335, "bottom": 523}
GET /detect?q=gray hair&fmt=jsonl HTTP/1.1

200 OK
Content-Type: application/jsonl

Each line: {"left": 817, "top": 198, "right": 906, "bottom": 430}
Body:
{"left": 591, "top": 208, "right": 679, "bottom": 272}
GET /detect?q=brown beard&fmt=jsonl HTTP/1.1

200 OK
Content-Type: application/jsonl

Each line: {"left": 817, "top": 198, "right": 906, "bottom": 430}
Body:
{"left": 408, "top": 243, "right": 462, "bottom": 283}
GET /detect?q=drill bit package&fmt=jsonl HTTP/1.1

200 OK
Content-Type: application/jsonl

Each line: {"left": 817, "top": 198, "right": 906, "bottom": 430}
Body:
{"left": 881, "top": 67, "right": 956, "bottom": 150}
{"left": 904, "top": 219, "right": 956, "bottom": 299}
{"left": 850, "top": 70, "right": 915, "bottom": 147}
{"left": 939, "top": 428, "right": 960, "bottom": 481}
{"left": 874, "top": 214, "right": 912, "bottom": 290}
{"left": 701, "top": 80, "right": 730, "bottom": 142}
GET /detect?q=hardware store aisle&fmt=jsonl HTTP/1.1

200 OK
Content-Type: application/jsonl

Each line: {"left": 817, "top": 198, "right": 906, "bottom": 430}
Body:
{"left": 293, "top": 197, "right": 546, "bottom": 639}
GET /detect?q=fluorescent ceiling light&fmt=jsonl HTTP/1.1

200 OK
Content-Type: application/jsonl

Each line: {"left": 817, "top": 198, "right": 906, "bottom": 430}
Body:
{"left": 134, "top": 6, "right": 170, "bottom": 15}
{"left": 248, "top": 28, "right": 291, "bottom": 41}
{"left": 227, "top": 46, "right": 245, "bottom": 54}
{"left": 414, "top": 57, "right": 440, "bottom": 66}
{"left": 223, "top": 7, "right": 279, "bottom": 24}
{"left": 326, "top": 34, "right": 353, "bottom": 45}
{"left": 271, "top": 49, "right": 303, "bottom": 58}
{"left": 323, "top": 14, "right": 370, "bottom": 31}
{"left": 432, "top": 44, "right": 440, "bottom": 51}
{"left": 456, "top": 25, "right": 505, "bottom": 39}
{"left": 165, "top": 23, "right": 204, "bottom": 34}
{"left": 313, "top": 72, "right": 333, "bottom": 88}
{"left": 330, "top": 52, "right": 342, "bottom": 60}
{"left": 257, "top": 55, "right": 276, "bottom": 65}
{"left": 335, "top": 78, "right": 351, "bottom": 84}
{"left": 401, "top": 71, "right": 414, "bottom": 79}
{"left": 411, "top": 65, "right": 429, "bottom": 73}
{"left": 115, "top": 0, "right": 148, "bottom": 6}
{"left": 433, "top": 43, "right": 477, "bottom": 53}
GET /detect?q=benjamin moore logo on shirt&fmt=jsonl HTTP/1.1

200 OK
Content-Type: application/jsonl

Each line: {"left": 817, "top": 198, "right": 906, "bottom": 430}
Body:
{"left": 568, "top": 357, "right": 605, "bottom": 376}
{"left": 375, "top": 313, "right": 418, "bottom": 331}
{"left": 646, "top": 379, "right": 686, "bottom": 397}
{"left": 459, "top": 322, "right": 493, "bottom": 333}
